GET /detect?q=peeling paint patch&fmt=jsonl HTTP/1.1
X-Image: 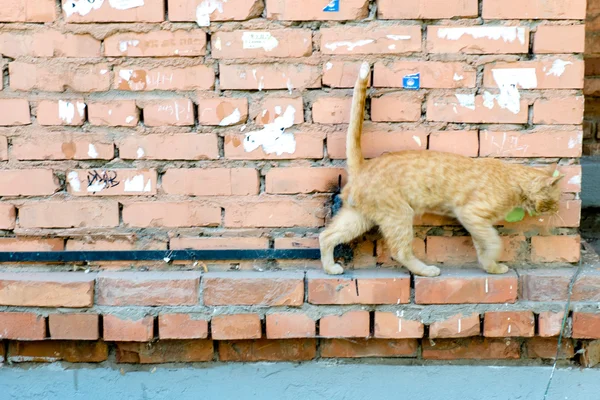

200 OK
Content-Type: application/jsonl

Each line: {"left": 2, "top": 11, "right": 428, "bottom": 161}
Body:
{"left": 119, "top": 69, "right": 133, "bottom": 81}
{"left": 386, "top": 35, "right": 411, "bottom": 40}
{"left": 119, "top": 40, "right": 140, "bottom": 52}
{"left": 455, "top": 93, "right": 475, "bottom": 110}
{"left": 196, "top": 0, "right": 223, "bottom": 27}
{"left": 58, "top": 100, "right": 84, "bottom": 124}
{"left": 568, "top": 175, "right": 581, "bottom": 185}
{"left": 437, "top": 27, "right": 526, "bottom": 45}
{"left": 124, "top": 175, "right": 152, "bottom": 192}
{"left": 219, "top": 108, "right": 241, "bottom": 126}
{"left": 88, "top": 144, "right": 98, "bottom": 159}
{"left": 108, "top": 0, "right": 144, "bottom": 9}
{"left": 487, "top": 68, "right": 537, "bottom": 114}
{"left": 214, "top": 37, "right": 222, "bottom": 51}
{"left": 545, "top": 59, "right": 573, "bottom": 77}
{"left": 325, "top": 39, "right": 374, "bottom": 52}
{"left": 67, "top": 171, "right": 81, "bottom": 192}
{"left": 453, "top": 73, "right": 464, "bottom": 81}
{"left": 325, "top": 62, "right": 333, "bottom": 71}
{"left": 243, "top": 106, "right": 297, "bottom": 155}
{"left": 412, "top": 135, "right": 422, "bottom": 147}
{"left": 136, "top": 147, "right": 145, "bottom": 159}
{"left": 125, "top": 116, "right": 135, "bottom": 124}
{"left": 64, "top": 0, "right": 104, "bottom": 17}
{"left": 242, "top": 32, "right": 279, "bottom": 51}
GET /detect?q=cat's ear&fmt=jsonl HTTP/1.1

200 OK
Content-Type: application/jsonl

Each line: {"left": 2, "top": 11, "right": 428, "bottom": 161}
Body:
{"left": 546, "top": 174, "right": 564, "bottom": 186}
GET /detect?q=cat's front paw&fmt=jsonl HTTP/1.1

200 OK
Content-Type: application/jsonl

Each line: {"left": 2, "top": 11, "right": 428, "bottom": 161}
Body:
{"left": 485, "top": 263, "right": 510, "bottom": 274}
{"left": 324, "top": 263, "right": 344, "bottom": 275}
{"left": 418, "top": 265, "right": 441, "bottom": 277}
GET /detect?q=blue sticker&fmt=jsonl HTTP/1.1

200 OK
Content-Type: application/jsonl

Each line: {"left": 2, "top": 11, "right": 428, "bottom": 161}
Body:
{"left": 323, "top": 0, "right": 339, "bottom": 12}
{"left": 402, "top": 73, "right": 420, "bottom": 90}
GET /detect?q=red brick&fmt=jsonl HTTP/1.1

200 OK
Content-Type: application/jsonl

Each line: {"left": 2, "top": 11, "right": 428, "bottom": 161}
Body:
{"left": 320, "top": 25, "right": 421, "bottom": 55}
{"left": 12, "top": 134, "right": 114, "bottom": 161}
{"left": 312, "top": 96, "right": 351, "bottom": 124}
{"left": 119, "top": 134, "right": 218, "bottom": 160}
{"left": 159, "top": 314, "right": 208, "bottom": 339}
{"left": 423, "top": 338, "right": 521, "bottom": 360}
{"left": 212, "top": 314, "right": 261, "bottom": 340}
{"left": 212, "top": 30, "right": 312, "bottom": 59}
{"left": 97, "top": 272, "right": 200, "bottom": 306}
{"left": 162, "top": 168, "right": 259, "bottom": 196}
{"left": 37, "top": 100, "right": 86, "bottom": 126}
{"left": 19, "top": 200, "right": 119, "bottom": 228}
{"left": 327, "top": 127, "right": 427, "bottom": 159}
{"left": 266, "top": 313, "right": 315, "bottom": 339}
{"left": 274, "top": 237, "right": 319, "bottom": 249}
{"left": 67, "top": 169, "right": 156, "bottom": 196}
{"left": 171, "top": 237, "right": 269, "bottom": 250}
{"left": 219, "top": 339, "right": 316, "bottom": 361}
{"left": 0, "top": 312, "right": 45, "bottom": 340}
{"left": 220, "top": 63, "right": 321, "bottom": 90}
{"left": 103, "top": 315, "right": 154, "bottom": 342}
{"left": 531, "top": 235, "right": 580, "bottom": 263}
{"left": 168, "top": 0, "right": 263, "bottom": 22}
{"left": 374, "top": 61, "right": 476, "bottom": 89}
{"left": 533, "top": 96, "right": 584, "bottom": 125}
{"left": 123, "top": 201, "right": 221, "bottom": 228}
{"left": 198, "top": 98, "right": 248, "bottom": 126}
{"left": 49, "top": 314, "right": 99, "bottom": 340}
{"left": 104, "top": 30, "right": 206, "bottom": 57}
{"left": 9, "top": 62, "right": 110, "bottom": 92}
{"left": 307, "top": 270, "right": 410, "bottom": 305}
{"left": 429, "top": 130, "right": 479, "bottom": 157}
{"left": 8, "top": 341, "right": 107, "bottom": 363}
{"left": 377, "top": 0, "right": 477, "bottom": 18}
{"left": 519, "top": 269, "right": 572, "bottom": 301}
{"left": 0, "top": 31, "right": 100, "bottom": 57}
{"left": 538, "top": 311, "right": 566, "bottom": 337}
{"left": 323, "top": 60, "right": 373, "bottom": 88}
{"left": 427, "top": 26, "right": 529, "bottom": 54}
{"left": 0, "top": 99, "right": 30, "bottom": 125}
{"left": 0, "top": 204, "right": 15, "bottom": 230}
{"left": 0, "top": 238, "right": 64, "bottom": 251}
{"left": 66, "top": 238, "right": 166, "bottom": 251}
{"left": 0, "top": 170, "right": 59, "bottom": 196}
{"left": 265, "top": 167, "right": 345, "bottom": 194}
{"left": 483, "top": 58, "right": 584, "bottom": 89}
{"left": 143, "top": 99, "right": 194, "bottom": 126}
{"left": 224, "top": 197, "right": 325, "bottom": 228}
{"left": 558, "top": 165, "right": 581, "bottom": 193}
{"left": 224, "top": 131, "right": 324, "bottom": 160}
{"left": 0, "top": 273, "right": 94, "bottom": 308}
{"left": 63, "top": 0, "right": 164, "bottom": 22}
{"left": 0, "top": 0, "right": 56, "bottom": 22}
{"left": 426, "top": 235, "right": 524, "bottom": 264}
{"left": 88, "top": 101, "right": 138, "bottom": 126}
{"left": 415, "top": 269, "right": 518, "bottom": 304}
{"left": 525, "top": 338, "right": 574, "bottom": 360}
{"left": 266, "top": 0, "right": 368, "bottom": 20}
{"left": 573, "top": 313, "right": 600, "bottom": 339}
{"left": 482, "top": 0, "right": 586, "bottom": 19}
{"left": 320, "top": 311, "right": 370, "bottom": 338}
{"left": 429, "top": 313, "right": 481, "bottom": 338}
{"left": 116, "top": 340, "right": 213, "bottom": 363}
{"left": 480, "top": 129, "right": 582, "bottom": 157}
{"left": 115, "top": 66, "right": 214, "bottom": 91}
{"left": 0, "top": 136, "right": 6, "bottom": 160}
{"left": 321, "top": 339, "right": 418, "bottom": 358}
{"left": 256, "top": 97, "right": 304, "bottom": 125}
{"left": 203, "top": 272, "right": 304, "bottom": 306}
{"left": 427, "top": 94, "right": 528, "bottom": 123}
{"left": 484, "top": 311, "right": 535, "bottom": 337}
{"left": 374, "top": 312, "right": 424, "bottom": 339}
{"left": 573, "top": 270, "right": 600, "bottom": 302}
{"left": 534, "top": 25, "right": 585, "bottom": 53}
{"left": 371, "top": 93, "right": 423, "bottom": 122}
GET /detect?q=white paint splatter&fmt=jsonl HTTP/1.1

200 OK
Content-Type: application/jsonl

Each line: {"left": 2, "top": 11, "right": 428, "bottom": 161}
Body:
{"left": 119, "top": 40, "right": 140, "bottom": 53}
{"left": 453, "top": 73, "right": 464, "bottom": 81}
{"left": 119, "top": 69, "right": 133, "bottom": 81}
{"left": 388, "top": 44, "right": 396, "bottom": 50}
{"left": 386, "top": 35, "right": 411, "bottom": 40}
{"left": 458, "top": 318, "right": 462, "bottom": 333}
{"left": 87, "top": 181, "right": 106, "bottom": 192}
{"left": 109, "top": 0, "right": 144, "bottom": 9}
{"left": 455, "top": 93, "right": 475, "bottom": 110}
{"left": 325, "top": 62, "right": 333, "bottom": 71}
{"left": 125, "top": 116, "right": 135, "bottom": 124}
{"left": 76, "top": 102, "right": 86, "bottom": 117}
{"left": 100, "top": 69, "right": 108, "bottom": 75}
{"left": 67, "top": 171, "right": 81, "bottom": 192}
{"left": 508, "top": 324, "right": 512, "bottom": 334}
{"left": 483, "top": 91, "right": 495, "bottom": 109}
{"left": 58, "top": 100, "right": 83, "bottom": 124}
{"left": 325, "top": 40, "right": 374, "bottom": 52}
{"left": 214, "top": 37, "right": 222, "bottom": 51}
{"left": 286, "top": 78, "right": 294, "bottom": 94}
{"left": 568, "top": 175, "right": 581, "bottom": 185}
{"left": 196, "top": 0, "right": 223, "bottom": 27}
{"left": 137, "top": 147, "right": 145, "bottom": 159}
{"left": 242, "top": 32, "right": 279, "bottom": 51}
{"left": 413, "top": 135, "right": 422, "bottom": 147}
{"left": 546, "top": 59, "right": 573, "bottom": 77}
{"left": 397, "top": 310, "right": 404, "bottom": 332}
{"left": 88, "top": 144, "right": 98, "bottom": 159}
{"left": 257, "top": 76, "right": 265, "bottom": 91}
{"left": 437, "top": 27, "right": 526, "bottom": 45}
{"left": 243, "top": 105, "right": 297, "bottom": 155}
{"left": 64, "top": 0, "right": 104, "bottom": 17}
{"left": 219, "top": 108, "right": 241, "bottom": 126}
{"left": 124, "top": 174, "right": 151, "bottom": 192}
{"left": 487, "top": 68, "right": 537, "bottom": 114}
{"left": 485, "top": 278, "right": 489, "bottom": 293}
{"left": 568, "top": 136, "right": 578, "bottom": 149}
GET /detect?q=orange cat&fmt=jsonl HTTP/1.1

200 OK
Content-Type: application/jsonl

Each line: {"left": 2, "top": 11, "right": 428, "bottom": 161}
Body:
{"left": 319, "top": 62, "right": 564, "bottom": 276}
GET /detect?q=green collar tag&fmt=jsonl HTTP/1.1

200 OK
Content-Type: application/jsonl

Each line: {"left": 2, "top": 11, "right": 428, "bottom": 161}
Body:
{"left": 505, "top": 207, "right": 525, "bottom": 222}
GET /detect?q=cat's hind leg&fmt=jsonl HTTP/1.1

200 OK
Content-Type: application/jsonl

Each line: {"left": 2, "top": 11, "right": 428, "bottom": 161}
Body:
{"left": 456, "top": 212, "right": 509, "bottom": 274}
{"left": 319, "top": 207, "right": 374, "bottom": 275}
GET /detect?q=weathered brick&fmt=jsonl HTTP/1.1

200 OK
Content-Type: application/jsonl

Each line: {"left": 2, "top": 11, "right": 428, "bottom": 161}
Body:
{"left": 12, "top": 134, "right": 114, "bottom": 161}
{"left": 427, "top": 26, "right": 529, "bottom": 54}
{"left": 415, "top": 269, "right": 518, "bottom": 304}
{"left": 198, "top": 98, "right": 248, "bottom": 126}
{"left": 0, "top": 170, "right": 59, "bottom": 196}
{"left": 374, "top": 61, "right": 476, "bottom": 89}
{"left": 67, "top": 169, "right": 156, "bottom": 196}
{"left": 63, "top": 0, "right": 165, "bottom": 22}
{"left": 307, "top": 270, "right": 410, "bottom": 305}
{"left": 266, "top": 0, "right": 368, "bottom": 20}
{"left": 321, "top": 339, "right": 418, "bottom": 358}
{"left": 162, "top": 168, "right": 259, "bottom": 196}
{"left": 203, "top": 271, "right": 304, "bottom": 306}
{"left": 224, "top": 131, "right": 324, "bottom": 160}
{"left": 49, "top": 314, "right": 99, "bottom": 340}
{"left": 115, "top": 66, "right": 214, "bottom": 91}
{"left": 484, "top": 311, "right": 535, "bottom": 337}
{"left": 534, "top": 25, "right": 585, "bottom": 53}
{"left": 119, "top": 134, "right": 218, "bottom": 160}
{"left": 265, "top": 167, "right": 345, "bottom": 194}
{"left": 0, "top": 31, "right": 100, "bottom": 57}
{"left": 168, "top": 0, "right": 263, "bottom": 23}
{"left": 323, "top": 60, "right": 373, "bottom": 88}
{"left": 0, "top": 238, "right": 64, "bottom": 251}
{"left": 0, "top": 204, "right": 15, "bottom": 230}
{"left": 422, "top": 338, "right": 521, "bottom": 360}
{"left": 427, "top": 94, "right": 528, "bottom": 123}
{"left": 274, "top": 237, "right": 319, "bottom": 249}
{"left": 572, "top": 313, "right": 600, "bottom": 339}
{"left": 558, "top": 165, "right": 582, "bottom": 193}
{"left": 104, "top": 30, "right": 206, "bottom": 57}
{"left": 116, "top": 340, "right": 213, "bottom": 363}
{"left": 211, "top": 314, "right": 261, "bottom": 340}
{"left": 219, "top": 339, "right": 316, "bottom": 361}
{"left": 37, "top": 100, "right": 86, "bottom": 126}
{"left": 533, "top": 96, "right": 584, "bottom": 124}
{"left": 8, "top": 341, "right": 107, "bottom": 363}
{"left": 0, "top": 273, "right": 94, "bottom": 308}
{"left": 525, "top": 338, "right": 574, "bottom": 360}
{"left": 0, "top": 312, "right": 45, "bottom": 340}
{"left": 266, "top": 313, "right": 316, "bottom": 339}
{"left": 88, "top": 101, "right": 139, "bottom": 126}
{"left": 319, "top": 311, "right": 370, "bottom": 338}
{"left": 483, "top": 58, "right": 584, "bottom": 89}
{"left": 171, "top": 237, "right": 269, "bottom": 250}
{"left": 0, "top": 136, "right": 6, "bottom": 160}
{"left": 327, "top": 128, "right": 427, "bottom": 159}
{"left": 429, "top": 313, "right": 481, "bottom": 338}
{"left": 0, "top": 99, "right": 30, "bottom": 126}
{"left": 519, "top": 269, "right": 572, "bottom": 301}
{"left": 573, "top": 270, "right": 600, "bottom": 302}
{"left": 0, "top": 0, "right": 56, "bottom": 22}
{"left": 538, "top": 311, "right": 566, "bottom": 337}
{"left": 429, "top": 130, "right": 479, "bottom": 157}
{"left": 480, "top": 129, "right": 582, "bottom": 157}
{"left": 212, "top": 30, "right": 312, "bottom": 59}
{"left": 143, "top": 99, "right": 195, "bottom": 126}
{"left": 371, "top": 92, "right": 423, "bottom": 122}
{"left": 66, "top": 238, "right": 166, "bottom": 251}
{"left": 159, "top": 314, "right": 209, "bottom": 339}
{"left": 19, "top": 201, "right": 119, "bottom": 228}
{"left": 97, "top": 272, "right": 200, "bottom": 306}
{"left": 377, "top": 0, "right": 477, "bottom": 18}
{"left": 224, "top": 197, "right": 325, "bottom": 228}
{"left": 312, "top": 96, "right": 352, "bottom": 124}
{"left": 123, "top": 202, "right": 221, "bottom": 228}
{"left": 103, "top": 315, "right": 154, "bottom": 342}
{"left": 320, "top": 25, "right": 421, "bottom": 55}
{"left": 220, "top": 64, "right": 321, "bottom": 90}
{"left": 10, "top": 62, "right": 110, "bottom": 92}
{"left": 482, "top": 0, "right": 586, "bottom": 19}
{"left": 374, "top": 312, "right": 424, "bottom": 339}
{"left": 531, "top": 235, "right": 581, "bottom": 262}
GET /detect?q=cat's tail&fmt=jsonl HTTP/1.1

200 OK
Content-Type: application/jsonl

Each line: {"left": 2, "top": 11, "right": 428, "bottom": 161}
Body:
{"left": 346, "top": 61, "right": 370, "bottom": 177}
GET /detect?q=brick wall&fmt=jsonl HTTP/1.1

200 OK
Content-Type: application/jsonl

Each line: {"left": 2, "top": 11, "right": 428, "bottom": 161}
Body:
{"left": 586, "top": 0, "right": 600, "bottom": 153}
{"left": 0, "top": 0, "right": 589, "bottom": 365}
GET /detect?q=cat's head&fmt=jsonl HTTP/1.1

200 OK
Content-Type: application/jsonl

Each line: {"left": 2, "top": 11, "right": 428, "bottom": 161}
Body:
{"left": 523, "top": 167, "right": 564, "bottom": 215}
